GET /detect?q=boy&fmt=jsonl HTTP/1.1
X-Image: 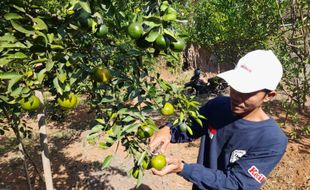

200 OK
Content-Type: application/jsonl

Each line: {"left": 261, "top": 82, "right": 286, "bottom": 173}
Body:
{"left": 150, "top": 50, "right": 288, "bottom": 190}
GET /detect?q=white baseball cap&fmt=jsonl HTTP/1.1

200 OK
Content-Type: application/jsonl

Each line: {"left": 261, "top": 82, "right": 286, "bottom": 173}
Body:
{"left": 217, "top": 50, "right": 283, "bottom": 93}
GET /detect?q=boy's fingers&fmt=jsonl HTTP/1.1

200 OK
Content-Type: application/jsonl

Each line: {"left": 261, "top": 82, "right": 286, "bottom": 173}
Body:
{"left": 151, "top": 165, "right": 173, "bottom": 176}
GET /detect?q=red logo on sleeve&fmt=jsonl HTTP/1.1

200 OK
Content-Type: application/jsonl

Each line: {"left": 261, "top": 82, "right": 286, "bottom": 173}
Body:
{"left": 208, "top": 124, "right": 216, "bottom": 139}
{"left": 248, "top": 165, "right": 266, "bottom": 183}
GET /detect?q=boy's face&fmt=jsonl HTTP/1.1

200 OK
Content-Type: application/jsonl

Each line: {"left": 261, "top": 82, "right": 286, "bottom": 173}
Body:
{"left": 229, "top": 87, "right": 275, "bottom": 117}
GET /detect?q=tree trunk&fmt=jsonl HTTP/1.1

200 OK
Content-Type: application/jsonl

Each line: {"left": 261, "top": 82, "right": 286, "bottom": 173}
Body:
{"left": 35, "top": 90, "right": 54, "bottom": 190}
{"left": 19, "top": 143, "right": 33, "bottom": 190}
{"left": 183, "top": 44, "right": 233, "bottom": 74}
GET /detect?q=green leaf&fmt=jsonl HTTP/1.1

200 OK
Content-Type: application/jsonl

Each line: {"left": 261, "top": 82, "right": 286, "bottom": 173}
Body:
{"left": 118, "top": 11, "right": 125, "bottom": 18}
{"left": 198, "top": 114, "right": 207, "bottom": 120}
{"left": 35, "top": 31, "right": 48, "bottom": 45}
{"left": 0, "top": 33, "right": 17, "bottom": 42}
{"left": 145, "top": 29, "right": 160, "bottom": 42}
{"left": 21, "top": 87, "right": 30, "bottom": 95}
{"left": 0, "top": 95, "right": 9, "bottom": 103}
{"left": 86, "top": 132, "right": 99, "bottom": 142}
{"left": 4, "top": 13, "right": 23, "bottom": 20}
{"left": 53, "top": 77, "right": 63, "bottom": 95}
{"left": 12, "top": 5, "right": 26, "bottom": 12}
{"left": 137, "top": 151, "right": 147, "bottom": 166}
{"left": 173, "top": 118, "right": 179, "bottom": 125}
{"left": 29, "top": 58, "right": 47, "bottom": 64}
{"left": 180, "top": 112, "right": 184, "bottom": 122}
{"left": 143, "top": 21, "right": 161, "bottom": 29}
{"left": 79, "top": 1, "right": 91, "bottom": 13}
{"left": 57, "top": 72, "right": 67, "bottom": 83}
{"left": 163, "top": 14, "right": 177, "bottom": 21}
{"left": 102, "top": 155, "right": 113, "bottom": 169}
{"left": 96, "top": 119, "right": 105, "bottom": 124}
{"left": 0, "top": 42, "right": 27, "bottom": 49}
{"left": 0, "top": 72, "right": 21, "bottom": 79}
{"left": 50, "top": 44, "right": 64, "bottom": 49}
{"left": 0, "top": 58, "right": 11, "bottom": 66}
{"left": 47, "top": 33, "right": 54, "bottom": 43}
{"left": 163, "top": 28, "right": 176, "bottom": 39}
{"left": 36, "top": 68, "right": 46, "bottom": 84}
{"left": 6, "top": 52, "right": 28, "bottom": 59}
{"left": 160, "top": 1, "right": 169, "bottom": 12}
{"left": 8, "top": 75, "right": 23, "bottom": 92}
{"left": 98, "top": 142, "right": 108, "bottom": 149}
{"left": 10, "top": 20, "right": 34, "bottom": 35}
{"left": 143, "top": 16, "right": 162, "bottom": 24}
{"left": 32, "top": 17, "right": 48, "bottom": 31}
{"left": 10, "top": 86, "right": 23, "bottom": 97}
{"left": 117, "top": 108, "right": 128, "bottom": 115}
{"left": 46, "top": 54, "right": 54, "bottom": 71}
{"left": 121, "top": 123, "right": 139, "bottom": 134}
{"left": 91, "top": 124, "right": 104, "bottom": 133}
{"left": 122, "top": 116, "right": 135, "bottom": 123}
{"left": 195, "top": 118, "right": 203, "bottom": 127}
{"left": 64, "top": 83, "right": 71, "bottom": 92}
{"left": 186, "top": 125, "right": 193, "bottom": 135}
{"left": 100, "top": 96, "right": 115, "bottom": 103}
{"left": 189, "top": 111, "right": 197, "bottom": 118}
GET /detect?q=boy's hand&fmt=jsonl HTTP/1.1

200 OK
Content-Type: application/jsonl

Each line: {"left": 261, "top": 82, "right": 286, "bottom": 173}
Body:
{"left": 150, "top": 126, "right": 171, "bottom": 153}
{"left": 151, "top": 157, "right": 184, "bottom": 176}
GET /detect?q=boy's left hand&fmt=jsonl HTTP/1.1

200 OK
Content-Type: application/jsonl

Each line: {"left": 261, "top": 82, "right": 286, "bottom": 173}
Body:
{"left": 151, "top": 157, "right": 184, "bottom": 176}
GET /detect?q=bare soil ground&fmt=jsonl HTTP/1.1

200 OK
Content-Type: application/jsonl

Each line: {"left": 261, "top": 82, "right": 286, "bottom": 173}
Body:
{"left": 0, "top": 69, "right": 309, "bottom": 190}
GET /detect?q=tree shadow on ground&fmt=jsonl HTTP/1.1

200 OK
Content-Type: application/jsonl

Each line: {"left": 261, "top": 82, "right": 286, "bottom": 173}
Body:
{"left": 0, "top": 125, "right": 128, "bottom": 190}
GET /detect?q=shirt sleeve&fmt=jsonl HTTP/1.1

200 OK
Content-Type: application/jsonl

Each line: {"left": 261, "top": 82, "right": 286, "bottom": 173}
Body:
{"left": 178, "top": 138, "right": 288, "bottom": 190}
{"left": 170, "top": 102, "right": 210, "bottom": 143}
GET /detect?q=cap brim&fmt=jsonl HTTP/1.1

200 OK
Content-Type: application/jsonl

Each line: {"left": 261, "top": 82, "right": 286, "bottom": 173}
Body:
{"left": 217, "top": 70, "right": 264, "bottom": 93}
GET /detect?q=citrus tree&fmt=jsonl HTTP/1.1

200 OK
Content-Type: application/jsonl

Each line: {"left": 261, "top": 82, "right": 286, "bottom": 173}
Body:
{"left": 0, "top": 0, "right": 204, "bottom": 188}
{"left": 187, "top": 0, "right": 280, "bottom": 66}
{"left": 275, "top": 0, "right": 309, "bottom": 114}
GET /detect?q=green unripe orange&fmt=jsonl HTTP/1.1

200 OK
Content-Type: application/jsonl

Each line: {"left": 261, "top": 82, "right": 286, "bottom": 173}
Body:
{"left": 137, "top": 125, "right": 154, "bottom": 139}
{"left": 171, "top": 39, "right": 186, "bottom": 52}
{"left": 154, "top": 35, "right": 167, "bottom": 50}
{"left": 160, "top": 102, "right": 174, "bottom": 116}
{"left": 57, "top": 92, "right": 77, "bottom": 109}
{"left": 128, "top": 22, "right": 143, "bottom": 39}
{"left": 94, "top": 67, "right": 111, "bottom": 84}
{"left": 20, "top": 95, "right": 41, "bottom": 111}
{"left": 96, "top": 24, "right": 109, "bottom": 37}
{"left": 132, "top": 168, "right": 140, "bottom": 179}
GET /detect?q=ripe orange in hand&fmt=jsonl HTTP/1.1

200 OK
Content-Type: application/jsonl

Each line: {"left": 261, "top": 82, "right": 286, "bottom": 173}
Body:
{"left": 151, "top": 154, "right": 166, "bottom": 171}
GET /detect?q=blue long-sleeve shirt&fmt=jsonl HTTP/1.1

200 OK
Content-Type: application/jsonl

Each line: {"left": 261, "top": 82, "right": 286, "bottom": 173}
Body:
{"left": 170, "top": 96, "right": 288, "bottom": 190}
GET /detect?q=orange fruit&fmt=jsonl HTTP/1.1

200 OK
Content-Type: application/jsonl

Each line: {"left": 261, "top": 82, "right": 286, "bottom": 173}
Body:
{"left": 128, "top": 22, "right": 143, "bottom": 39}
{"left": 96, "top": 24, "right": 109, "bottom": 37}
{"left": 151, "top": 154, "right": 166, "bottom": 171}
{"left": 160, "top": 102, "right": 174, "bottom": 116}
{"left": 137, "top": 125, "right": 154, "bottom": 139}
{"left": 94, "top": 67, "right": 111, "bottom": 84}
{"left": 171, "top": 39, "right": 186, "bottom": 52}
{"left": 20, "top": 95, "right": 41, "bottom": 111}
{"left": 57, "top": 92, "right": 77, "bottom": 109}
{"left": 154, "top": 35, "right": 167, "bottom": 50}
